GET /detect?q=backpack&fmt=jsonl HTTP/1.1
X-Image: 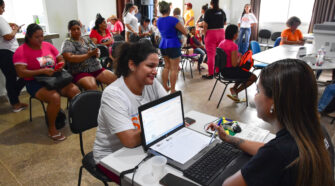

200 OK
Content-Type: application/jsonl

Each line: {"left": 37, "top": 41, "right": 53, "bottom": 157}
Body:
{"left": 239, "top": 50, "right": 254, "bottom": 72}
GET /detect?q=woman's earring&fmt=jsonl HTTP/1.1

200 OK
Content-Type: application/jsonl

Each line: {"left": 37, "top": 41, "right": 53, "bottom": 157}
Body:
{"left": 270, "top": 105, "right": 274, "bottom": 114}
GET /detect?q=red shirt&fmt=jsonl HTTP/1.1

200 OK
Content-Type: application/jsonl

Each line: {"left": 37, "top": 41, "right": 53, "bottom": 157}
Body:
{"left": 112, "top": 21, "right": 124, "bottom": 34}
{"left": 89, "top": 29, "right": 113, "bottom": 47}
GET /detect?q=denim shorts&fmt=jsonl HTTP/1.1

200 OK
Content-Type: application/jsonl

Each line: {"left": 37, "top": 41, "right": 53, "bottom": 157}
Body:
{"left": 160, "top": 48, "right": 182, "bottom": 59}
{"left": 26, "top": 80, "right": 44, "bottom": 97}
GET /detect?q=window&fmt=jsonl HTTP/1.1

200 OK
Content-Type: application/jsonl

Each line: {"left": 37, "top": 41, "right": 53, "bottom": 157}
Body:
{"left": 259, "top": 0, "right": 314, "bottom": 32}
{"left": 2, "top": 0, "right": 47, "bottom": 31}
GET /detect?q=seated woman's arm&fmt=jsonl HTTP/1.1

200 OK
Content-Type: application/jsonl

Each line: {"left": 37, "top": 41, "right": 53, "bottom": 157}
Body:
{"left": 116, "top": 129, "right": 142, "bottom": 148}
{"left": 207, "top": 123, "right": 264, "bottom": 156}
{"left": 15, "top": 65, "right": 54, "bottom": 78}
{"left": 63, "top": 49, "right": 98, "bottom": 63}
{"left": 231, "top": 50, "right": 241, "bottom": 67}
{"left": 281, "top": 37, "right": 304, "bottom": 45}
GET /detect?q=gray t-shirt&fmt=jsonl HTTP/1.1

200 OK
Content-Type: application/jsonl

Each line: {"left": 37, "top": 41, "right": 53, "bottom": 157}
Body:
{"left": 93, "top": 76, "right": 167, "bottom": 163}
{"left": 61, "top": 37, "right": 102, "bottom": 74}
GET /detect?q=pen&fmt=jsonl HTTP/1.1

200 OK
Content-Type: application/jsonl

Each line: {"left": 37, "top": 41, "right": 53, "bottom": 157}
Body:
{"left": 209, "top": 118, "right": 222, "bottom": 144}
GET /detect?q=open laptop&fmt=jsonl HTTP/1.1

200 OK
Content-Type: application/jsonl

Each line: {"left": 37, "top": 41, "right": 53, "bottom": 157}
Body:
{"left": 138, "top": 91, "right": 250, "bottom": 185}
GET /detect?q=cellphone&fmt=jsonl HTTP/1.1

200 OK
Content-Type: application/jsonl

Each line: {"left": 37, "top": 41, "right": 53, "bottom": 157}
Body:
{"left": 184, "top": 117, "right": 196, "bottom": 125}
{"left": 159, "top": 173, "right": 198, "bottom": 186}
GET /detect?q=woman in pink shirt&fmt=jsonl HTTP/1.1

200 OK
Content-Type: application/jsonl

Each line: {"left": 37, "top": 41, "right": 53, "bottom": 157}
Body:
{"left": 218, "top": 24, "right": 257, "bottom": 102}
{"left": 107, "top": 15, "right": 124, "bottom": 35}
{"left": 13, "top": 24, "right": 80, "bottom": 141}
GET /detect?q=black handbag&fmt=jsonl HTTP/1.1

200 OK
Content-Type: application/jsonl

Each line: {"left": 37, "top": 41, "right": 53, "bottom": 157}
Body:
{"left": 35, "top": 69, "right": 73, "bottom": 90}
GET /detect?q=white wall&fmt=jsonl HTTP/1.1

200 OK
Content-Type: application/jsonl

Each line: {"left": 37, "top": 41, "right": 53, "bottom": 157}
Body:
{"left": 229, "top": 0, "right": 250, "bottom": 24}
{"left": 44, "top": 0, "right": 78, "bottom": 50}
{"left": 192, "top": 0, "right": 231, "bottom": 24}
{"left": 77, "top": 0, "right": 117, "bottom": 31}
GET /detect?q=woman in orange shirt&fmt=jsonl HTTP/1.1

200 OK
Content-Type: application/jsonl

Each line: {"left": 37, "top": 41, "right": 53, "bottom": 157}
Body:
{"left": 280, "top": 16, "right": 305, "bottom": 45}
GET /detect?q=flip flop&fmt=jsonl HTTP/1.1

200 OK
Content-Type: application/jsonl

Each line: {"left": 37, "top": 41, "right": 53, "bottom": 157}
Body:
{"left": 227, "top": 94, "right": 240, "bottom": 102}
{"left": 48, "top": 132, "right": 66, "bottom": 141}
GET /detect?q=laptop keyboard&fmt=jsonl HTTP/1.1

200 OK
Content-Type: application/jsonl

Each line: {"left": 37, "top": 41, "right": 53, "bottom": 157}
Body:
{"left": 183, "top": 142, "right": 241, "bottom": 186}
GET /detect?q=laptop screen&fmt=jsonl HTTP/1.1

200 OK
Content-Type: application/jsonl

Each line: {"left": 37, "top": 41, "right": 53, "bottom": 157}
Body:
{"left": 139, "top": 92, "right": 184, "bottom": 148}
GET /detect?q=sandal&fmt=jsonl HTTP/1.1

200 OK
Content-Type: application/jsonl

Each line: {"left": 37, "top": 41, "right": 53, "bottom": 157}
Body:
{"left": 227, "top": 94, "right": 240, "bottom": 102}
{"left": 12, "top": 103, "right": 28, "bottom": 113}
{"left": 48, "top": 132, "right": 66, "bottom": 141}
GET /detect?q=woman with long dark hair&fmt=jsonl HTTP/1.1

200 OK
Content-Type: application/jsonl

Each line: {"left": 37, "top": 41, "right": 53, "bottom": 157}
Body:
{"left": 203, "top": 0, "right": 226, "bottom": 79}
{"left": 208, "top": 59, "right": 334, "bottom": 186}
{"left": 237, "top": 4, "right": 257, "bottom": 54}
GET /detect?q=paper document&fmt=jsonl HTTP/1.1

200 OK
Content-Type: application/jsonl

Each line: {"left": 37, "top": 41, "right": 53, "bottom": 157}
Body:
{"left": 234, "top": 123, "right": 272, "bottom": 142}
{"left": 151, "top": 128, "right": 210, "bottom": 164}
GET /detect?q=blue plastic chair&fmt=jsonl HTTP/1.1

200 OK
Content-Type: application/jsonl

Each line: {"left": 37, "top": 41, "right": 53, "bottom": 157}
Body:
{"left": 250, "top": 41, "right": 261, "bottom": 54}
{"left": 250, "top": 41, "right": 267, "bottom": 73}
{"left": 274, "top": 37, "right": 281, "bottom": 47}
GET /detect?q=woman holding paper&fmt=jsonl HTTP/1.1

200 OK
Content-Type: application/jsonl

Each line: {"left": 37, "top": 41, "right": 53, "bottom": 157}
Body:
{"left": 208, "top": 59, "right": 334, "bottom": 186}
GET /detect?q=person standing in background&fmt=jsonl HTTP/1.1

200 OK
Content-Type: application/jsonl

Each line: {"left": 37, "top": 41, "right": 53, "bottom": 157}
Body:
{"left": 184, "top": 3, "right": 194, "bottom": 27}
{"left": 237, "top": 4, "right": 257, "bottom": 55}
{"left": 157, "top": 1, "right": 188, "bottom": 93}
{"left": 123, "top": 3, "right": 138, "bottom": 42}
{"left": 203, "top": 0, "right": 226, "bottom": 79}
{"left": 196, "top": 4, "right": 208, "bottom": 44}
{"left": 0, "top": 0, "right": 27, "bottom": 112}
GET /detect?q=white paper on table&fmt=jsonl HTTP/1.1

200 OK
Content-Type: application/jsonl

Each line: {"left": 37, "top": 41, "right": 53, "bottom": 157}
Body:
{"left": 151, "top": 127, "right": 210, "bottom": 164}
{"left": 234, "top": 123, "right": 271, "bottom": 143}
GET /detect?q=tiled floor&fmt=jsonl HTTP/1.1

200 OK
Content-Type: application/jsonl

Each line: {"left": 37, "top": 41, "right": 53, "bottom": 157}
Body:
{"left": 0, "top": 66, "right": 334, "bottom": 186}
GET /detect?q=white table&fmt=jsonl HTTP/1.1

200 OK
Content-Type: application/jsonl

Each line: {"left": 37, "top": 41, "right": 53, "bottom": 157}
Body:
{"left": 252, "top": 44, "right": 335, "bottom": 70}
{"left": 99, "top": 111, "right": 275, "bottom": 186}
{"left": 16, "top": 32, "right": 59, "bottom": 45}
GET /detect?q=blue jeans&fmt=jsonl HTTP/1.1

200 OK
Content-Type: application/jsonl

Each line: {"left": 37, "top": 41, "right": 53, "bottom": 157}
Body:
{"left": 238, "top": 27, "right": 251, "bottom": 54}
{"left": 193, "top": 48, "right": 206, "bottom": 65}
{"left": 318, "top": 84, "right": 335, "bottom": 112}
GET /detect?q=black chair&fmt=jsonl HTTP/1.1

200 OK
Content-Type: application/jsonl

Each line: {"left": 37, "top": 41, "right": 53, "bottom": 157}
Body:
{"left": 29, "top": 96, "right": 46, "bottom": 122}
{"left": 258, "top": 29, "right": 271, "bottom": 49}
{"left": 68, "top": 91, "right": 114, "bottom": 186}
{"left": 97, "top": 44, "right": 112, "bottom": 71}
{"left": 208, "top": 48, "right": 249, "bottom": 108}
{"left": 271, "top": 32, "right": 281, "bottom": 42}
{"left": 113, "top": 34, "right": 125, "bottom": 42}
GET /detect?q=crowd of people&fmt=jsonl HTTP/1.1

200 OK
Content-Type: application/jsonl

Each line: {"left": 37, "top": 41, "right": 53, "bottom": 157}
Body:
{"left": 1, "top": 0, "right": 334, "bottom": 185}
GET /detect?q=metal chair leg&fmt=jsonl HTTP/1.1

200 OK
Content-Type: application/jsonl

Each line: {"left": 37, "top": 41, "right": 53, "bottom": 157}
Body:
{"left": 245, "top": 84, "right": 248, "bottom": 107}
{"left": 189, "top": 59, "right": 193, "bottom": 78}
{"left": 217, "top": 83, "right": 229, "bottom": 108}
{"left": 208, "top": 79, "right": 219, "bottom": 100}
{"left": 29, "top": 96, "right": 33, "bottom": 122}
{"left": 78, "top": 166, "right": 83, "bottom": 186}
{"left": 331, "top": 118, "right": 335, "bottom": 124}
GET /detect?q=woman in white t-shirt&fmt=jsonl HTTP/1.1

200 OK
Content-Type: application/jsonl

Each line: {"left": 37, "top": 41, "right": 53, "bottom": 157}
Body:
{"left": 123, "top": 2, "right": 139, "bottom": 42}
{"left": 93, "top": 41, "right": 167, "bottom": 182}
{"left": 0, "top": 0, "right": 27, "bottom": 112}
{"left": 237, "top": 4, "right": 257, "bottom": 54}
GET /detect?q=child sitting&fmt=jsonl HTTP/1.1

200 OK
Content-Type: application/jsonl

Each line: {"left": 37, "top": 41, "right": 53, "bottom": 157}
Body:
{"left": 188, "top": 26, "right": 206, "bottom": 71}
{"left": 218, "top": 24, "right": 257, "bottom": 102}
